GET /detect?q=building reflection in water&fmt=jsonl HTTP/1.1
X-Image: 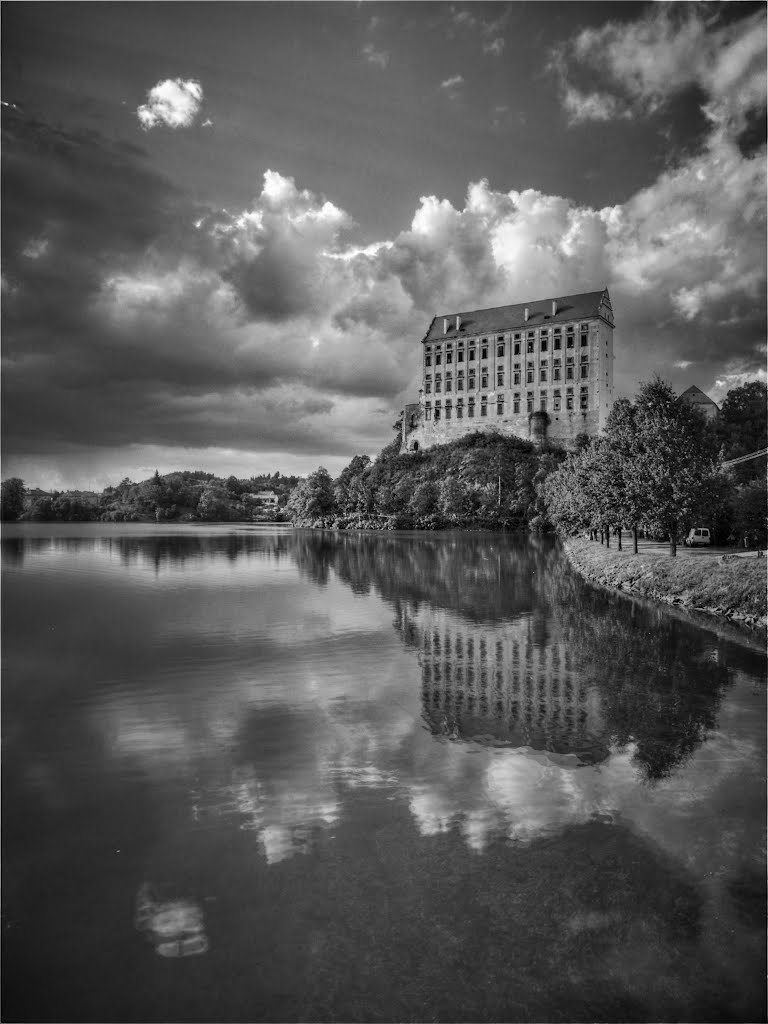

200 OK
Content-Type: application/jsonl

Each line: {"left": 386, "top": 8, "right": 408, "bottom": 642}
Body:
{"left": 399, "top": 602, "right": 610, "bottom": 764}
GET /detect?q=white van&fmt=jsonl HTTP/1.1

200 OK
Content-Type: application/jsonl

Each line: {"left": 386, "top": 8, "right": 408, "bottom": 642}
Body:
{"left": 684, "top": 528, "right": 711, "bottom": 547}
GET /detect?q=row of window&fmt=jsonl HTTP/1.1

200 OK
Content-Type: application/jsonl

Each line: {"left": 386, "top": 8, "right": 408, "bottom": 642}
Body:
{"left": 425, "top": 325, "right": 591, "bottom": 366}
{"left": 425, "top": 387, "right": 589, "bottom": 420}
{"left": 425, "top": 362, "right": 590, "bottom": 392}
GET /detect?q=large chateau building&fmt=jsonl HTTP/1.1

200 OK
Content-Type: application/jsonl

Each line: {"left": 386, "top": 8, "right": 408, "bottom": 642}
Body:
{"left": 402, "top": 288, "right": 615, "bottom": 451}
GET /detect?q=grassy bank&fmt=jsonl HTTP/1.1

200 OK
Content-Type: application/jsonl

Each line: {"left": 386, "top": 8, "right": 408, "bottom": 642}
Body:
{"left": 564, "top": 537, "right": 767, "bottom": 630}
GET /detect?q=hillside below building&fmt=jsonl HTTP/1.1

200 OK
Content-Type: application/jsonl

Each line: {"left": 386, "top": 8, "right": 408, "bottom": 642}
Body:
{"left": 401, "top": 288, "right": 616, "bottom": 452}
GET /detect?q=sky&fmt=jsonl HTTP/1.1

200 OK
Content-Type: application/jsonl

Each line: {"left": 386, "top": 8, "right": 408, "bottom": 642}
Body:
{"left": 2, "top": 1, "right": 766, "bottom": 490}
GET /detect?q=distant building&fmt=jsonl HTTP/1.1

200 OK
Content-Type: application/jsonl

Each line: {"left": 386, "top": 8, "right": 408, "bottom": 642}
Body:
{"left": 401, "top": 288, "right": 616, "bottom": 452}
{"left": 247, "top": 490, "right": 280, "bottom": 506}
{"left": 679, "top": 385, "right": 720, "bottom": 421}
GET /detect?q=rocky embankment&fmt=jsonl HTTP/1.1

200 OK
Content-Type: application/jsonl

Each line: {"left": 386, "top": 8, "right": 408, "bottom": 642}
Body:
{"left": 563, "top": 538, "right": 767, "bottom": 632}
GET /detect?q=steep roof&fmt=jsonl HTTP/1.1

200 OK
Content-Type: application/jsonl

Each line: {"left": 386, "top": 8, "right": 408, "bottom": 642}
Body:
{"left": 422, "top": 288, "right": 613, "bottom": 343}
{"left": 680, "top": 385, "right": 719, "bottom": 409}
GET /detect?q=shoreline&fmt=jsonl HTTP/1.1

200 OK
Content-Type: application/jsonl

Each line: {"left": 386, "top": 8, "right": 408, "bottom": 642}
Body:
{"left": 563, "top": 537, "right": 767, "bottom": 633}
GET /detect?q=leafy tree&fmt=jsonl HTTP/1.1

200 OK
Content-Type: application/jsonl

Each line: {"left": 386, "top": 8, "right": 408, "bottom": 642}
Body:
{"left": 717, "top": 380, "right": 767, "bottom": 484}
{"left": 1, "top": 478, "right": 25, "bottom": 521}
{"left": 197, "top": 485, "right": 232, "bottom": 521}
{"left": 438, "top": 476, "right": 466, "bottom": 520}
{"left": 286, "top": 467, "right": 337, "bottom": 525}
{"left": 632, "top": 377, "right": 720, "bottom": 556}
{"left": 731, "top": 479, "right": 768, "bottom": 547}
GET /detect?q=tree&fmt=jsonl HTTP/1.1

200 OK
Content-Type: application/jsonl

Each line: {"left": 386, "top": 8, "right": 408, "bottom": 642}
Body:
{"left": 286, "top": 467, "right": 338, "bottom": 525}
{"left": 334, "top": 455, "right": 371, "bottom": 516}
{"left": 731, "top": 479, "right": 768, "bottom": 547}
{"left": 717, "top": 380, "right": 767, "bottom": 484}
{"left": 196, "top": 485, "right": 232, "bottom": 521}
{"left": 633, "top": 377, "right": 720, "bottom": 556}
{"left": 1, "top": 478, "right": 25, "bottom": 521}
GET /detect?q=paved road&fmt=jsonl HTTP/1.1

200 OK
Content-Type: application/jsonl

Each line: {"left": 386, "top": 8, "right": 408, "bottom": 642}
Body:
{"left": 600, "top": 534, "right": 764, "bottom": 559}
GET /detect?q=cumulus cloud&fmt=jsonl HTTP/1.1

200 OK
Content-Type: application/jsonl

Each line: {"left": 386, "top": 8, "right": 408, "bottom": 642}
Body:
{"left": 2, "top": 80, "right": 765, "bottom": 487}
{"left": 552, "top": 5, "right": 767, "bottom": 132}
{"left": 362, "top": 43, "right": 389, "bottom": 69}
{"left": 440, "top": 74, "right": 464, "bottom": 93}
{"left": 137, "top": 78, "right": 204, "bottom": 130}
{"left": 483, "top": 37, "right": 504, "bottom": 57}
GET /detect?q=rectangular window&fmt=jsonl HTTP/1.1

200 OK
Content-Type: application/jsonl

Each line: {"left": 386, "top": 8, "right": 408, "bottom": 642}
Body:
{"left": 435, "top": 376, "right": 442, "bottom": 393}
{"left": 469, "top": 347, "right": 476, "bottom": 361}
{"left": 481, "top": 372, "right": 489, "bottom": 388}
{"left": 425, "top": 402, "right": 432, "bottom": 419}
{"left": 527, "top": 340, "right": 534, "bottom": 353}
{"left": 497, "top": 343, "right": 505, "bottom": 358}
{"left": 513, "top": 397, "right": 520, "bottom": 413}
{"left": 513, "top": 370, "right": 520, "bottom": 385}
{"left": 497, "top": 395, "right": 504, "bottom": 415}
{"left": 580, "top": 351, "right": 589, "bottom": 362}
{"left": 434, "top": 401, "right": 441, "bottom": 420}
{"left": 481, "top": 344, "right": 488, "bottom": 360}
{"left": 481, "top": 397, "right": 488, "bottom": 416}
{"left": 526, "top": 368, "right": 534, "bottom": 383}
{"left": 540, "top": 393, "right": 547, "bottom": 412}
{"left": 580, "top": 363, "right": 588, "bottom": 379}
{"left": 447, "top": 351, "right": 453, "bottom": 364}
{"left": 497, "top": 370, "right": 504, "bottom": 387}
{"left": 580, "top": 386, "right": 588, "bottom": 410}
{"left": 540, "top": 367, "right": 547, "bottom": 382}
{"left": 566, "top": 388, "right": 573, "bottom": 410}
{"left": 425, "top": 354, "right": 431, "bottom": 366}
{"left": 554, "top": 336, "right": 562, "bottom": 351}
{"left": 514, "top": 341, "right": 521, "bottom": 355}
{"left": 514, "top": 333, "right": 521, "bottom": 341}
{"left": 567, "top": 337, "right": 574, "bottom": 349}
{"left": 580, "top": 333, "right": 588, "bottom": 347}
{"left": 425, "top": 380, "right": 432, "bottom": 394}
{"left": 458, "top": 349, "right": 464, "bottom": 362}
{"left": 436, "top": 352, "right": 442, "bottom": 365}
{"left": 554, "top": 367, "right": 561, "bottom": 381}
{"left": 566, "top": 366, "right": 574, "bottom": 380}
{"left": 457, "top": 399, "right": 464, "bottom": 419}
{"left": 445, "top": 402, "right": 452, "bottom": 420}
{"left": 468, "top": 397, "right": 475, "bottom": 418}
{"left": 457, "top": 373, "right": 464, "bottom": 391}
{"left": 445, "top": 375, "right": 452, "bottom": 392}
{"left": 541, "top": 337, "right": 548, "bottom": 352}
{"left": 526, "top": 393, "right": 534, "bottom": 413}
{"left": 553, "top": 392, "right": 561, "bottom": 411}
{"left": 468, "top": 372, "right": 476, "bottom": 390}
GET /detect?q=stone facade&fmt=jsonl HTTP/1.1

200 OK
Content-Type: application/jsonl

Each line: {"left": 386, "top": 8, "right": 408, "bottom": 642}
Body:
{"left": 402, "top": 289, "right": 615, "bottom": 452}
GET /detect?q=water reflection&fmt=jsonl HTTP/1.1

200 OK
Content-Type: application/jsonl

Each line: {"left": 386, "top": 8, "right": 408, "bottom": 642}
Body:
{"left": 2, "top": 526, "right": 765, "bottom": 1023}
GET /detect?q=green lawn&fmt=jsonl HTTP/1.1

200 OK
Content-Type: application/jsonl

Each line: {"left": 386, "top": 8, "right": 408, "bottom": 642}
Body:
{"left": 564, "top": 538, "right": 767, "bottom": 621}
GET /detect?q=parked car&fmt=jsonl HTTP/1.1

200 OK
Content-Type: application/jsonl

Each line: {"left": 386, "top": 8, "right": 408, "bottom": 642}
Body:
{"left": 684, "top": 528, "right": 711, "bottom": 547}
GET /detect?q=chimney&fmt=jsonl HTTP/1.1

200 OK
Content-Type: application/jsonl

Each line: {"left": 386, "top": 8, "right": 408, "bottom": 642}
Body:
{"left": 443, "top": 318, "right": 450, "bottom": 333}
{"left": 524, "top": 307, "right": 529, "bottom": 322}
{"left": 551, "top": 300, "right": 557, "bottom": 316}
{"left": 455, "top": 315, "right": 462, "bottom": 330}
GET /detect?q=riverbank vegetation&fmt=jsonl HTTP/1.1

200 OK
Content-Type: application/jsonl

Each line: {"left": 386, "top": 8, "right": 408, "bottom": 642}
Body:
{"left": 564, "top": 537, "right": 767, "bottom": 627}
{"left": 0, "top": 471, "right": 299, "bottom": 523}
{"left": 286, "top": 430, "right": 568, "bottom": 529}
{"left": 544, "top": 378, "right": 767, "bottom": 556}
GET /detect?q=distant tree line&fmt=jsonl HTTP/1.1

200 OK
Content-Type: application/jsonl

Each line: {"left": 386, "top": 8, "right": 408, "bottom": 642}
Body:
{"left": 543, "top": 378, "right": 767, "bottom": 555}
{"left": 0, "top": 471, "right": 302, "bottom": 523}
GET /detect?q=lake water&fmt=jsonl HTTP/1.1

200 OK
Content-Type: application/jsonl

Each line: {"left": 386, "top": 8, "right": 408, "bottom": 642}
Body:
{"left": 2, "top": 524, "right": 765, "bottom": 1023}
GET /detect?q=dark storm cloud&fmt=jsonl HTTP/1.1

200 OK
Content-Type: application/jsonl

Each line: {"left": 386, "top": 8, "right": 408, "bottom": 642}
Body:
{"left": 1, "top": 113, "right": 407, "bottom": 463}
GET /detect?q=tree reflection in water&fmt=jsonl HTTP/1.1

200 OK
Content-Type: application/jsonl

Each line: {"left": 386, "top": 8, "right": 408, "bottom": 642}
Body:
{"left": 291, "top": 530, "right": 733, "bottom": 782}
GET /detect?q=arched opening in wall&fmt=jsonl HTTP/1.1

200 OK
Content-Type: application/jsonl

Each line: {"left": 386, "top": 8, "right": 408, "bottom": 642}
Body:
{"left": 410, "top": 414, "right": 417, "bottom": 428}
{"left": 411, "top": 441, "right": 419, "bottom": 452}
